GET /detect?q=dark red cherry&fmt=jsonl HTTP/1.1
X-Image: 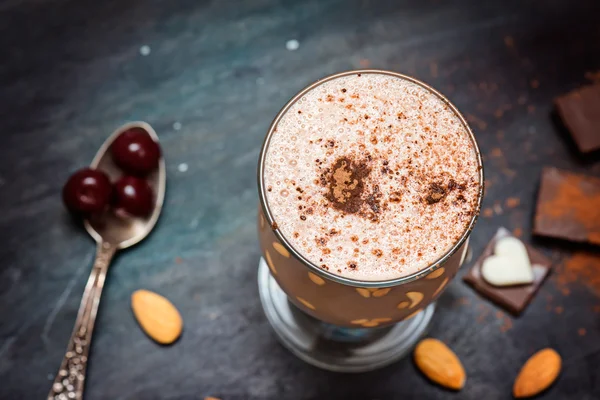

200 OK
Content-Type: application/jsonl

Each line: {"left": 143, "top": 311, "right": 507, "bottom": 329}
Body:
{"left": 111, "top": 127, "right": 160, "bottom": 175}
{"left": 113, "top": 175, "right": 154, "bottom": 217}
{"left": 63, "top": 168, "right": 112, "bottom": 214}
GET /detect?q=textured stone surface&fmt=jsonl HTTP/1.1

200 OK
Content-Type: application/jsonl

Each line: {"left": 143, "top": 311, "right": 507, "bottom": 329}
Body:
{"left": 1, "top": 0, "right": 599, "bottom": 399}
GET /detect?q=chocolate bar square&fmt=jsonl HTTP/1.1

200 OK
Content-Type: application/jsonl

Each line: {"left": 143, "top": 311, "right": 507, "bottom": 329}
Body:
{"left": 463, "top": 228, "right": 552, "bottom": 315}
{"left": 533, "top": 167, "right": 600, "bottom": 246}
{"left": 555, "top": 83, "right": 600, "bottom": 153}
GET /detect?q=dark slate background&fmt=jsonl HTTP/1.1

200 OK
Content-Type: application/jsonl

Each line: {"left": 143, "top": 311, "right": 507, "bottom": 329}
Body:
{"left": 1, "top": 0, "right": 599, "bottom": 399}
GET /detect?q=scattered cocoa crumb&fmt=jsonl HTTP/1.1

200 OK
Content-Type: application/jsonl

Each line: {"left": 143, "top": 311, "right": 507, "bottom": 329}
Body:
{"left": 555, "top": 306, "right": 564, "bottom": 314}
{"left": 351, "top": 235, "right": 358, "bottom": 242}
{"left": 513, "top": 227, "right": 523, "bottom": 237}
{"left": 554, "top": 252, "right": 600, "bottom": 296}
{"left": 271, "top": 222, "right": 278, "bottom": 229}
{"left": 505, "top": 197, "right": 521, "bottom": 208}
{"left": 348, "top": 262, "right": 357, "bottom": 269}
{"left": 476, "top": 306, "right": 491, "bottom": 323}
{"left": 500, "top": 315, "right": 513, "bottom": 332}
{"left": 389, "top": 192, "right": 402, "bottom": 202}
{"left": 490, "top": 148, "right": 503, "bottom": 158}
{"left": 456, "top": 297, "right": 470, "bottom": 306}
{"left": 372, "top": 249, "right": 383, "bottom": 257}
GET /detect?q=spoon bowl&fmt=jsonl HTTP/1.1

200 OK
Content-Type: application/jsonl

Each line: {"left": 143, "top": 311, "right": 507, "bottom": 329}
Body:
{"left": 85, "top": 121, "right": 166, "bottom": 248}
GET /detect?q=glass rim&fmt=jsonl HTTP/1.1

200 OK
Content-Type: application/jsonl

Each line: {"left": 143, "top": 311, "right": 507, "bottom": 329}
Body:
{"left": 257, "top": 69, "right": 484, "bottom": 288}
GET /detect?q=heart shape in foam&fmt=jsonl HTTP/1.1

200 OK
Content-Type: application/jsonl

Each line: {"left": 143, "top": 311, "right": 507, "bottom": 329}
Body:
{"left": 481, "top": 236, "right": 534, "bottom": 287}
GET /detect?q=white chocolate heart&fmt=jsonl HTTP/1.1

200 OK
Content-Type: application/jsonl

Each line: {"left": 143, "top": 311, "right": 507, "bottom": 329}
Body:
{"left": 481, "top": 237, "right": 534, "bottom": 287}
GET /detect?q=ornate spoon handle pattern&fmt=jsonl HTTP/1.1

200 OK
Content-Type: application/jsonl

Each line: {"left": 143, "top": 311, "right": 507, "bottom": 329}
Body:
{"left": 47, "top": 242, "right": 116, "bottom": 400}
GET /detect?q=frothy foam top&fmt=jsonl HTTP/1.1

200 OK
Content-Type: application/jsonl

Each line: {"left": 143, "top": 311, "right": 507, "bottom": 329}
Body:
{"left": 263, "top": 72, "right": 481, "bottom": 281}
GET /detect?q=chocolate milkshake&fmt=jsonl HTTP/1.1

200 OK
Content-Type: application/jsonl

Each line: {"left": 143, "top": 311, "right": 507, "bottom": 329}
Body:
{"left": 257, "top": 70, "right": 483, "bottom": 372}
{"left": 263, "top": 72, "right": 480, "bottom": 281}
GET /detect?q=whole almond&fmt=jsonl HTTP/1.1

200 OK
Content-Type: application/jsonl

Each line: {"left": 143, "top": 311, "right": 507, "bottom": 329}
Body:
{"left": 131, "top": 289, "right": 183, "bottom": 344}
{"left": 414, "top": 338, "right": 466, "bottom": 390}
{"left": 513, "top": 348, "right": 561, "bottom": 398}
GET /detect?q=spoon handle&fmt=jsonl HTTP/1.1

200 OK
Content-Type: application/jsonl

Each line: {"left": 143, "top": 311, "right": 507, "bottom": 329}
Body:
{"left": 47, "top": 241, "right": 116, "bottom": 400}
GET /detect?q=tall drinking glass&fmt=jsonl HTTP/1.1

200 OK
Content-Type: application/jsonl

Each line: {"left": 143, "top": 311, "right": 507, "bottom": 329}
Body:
{"left": 257, "top": 70, "right": 483, "bottom": 372}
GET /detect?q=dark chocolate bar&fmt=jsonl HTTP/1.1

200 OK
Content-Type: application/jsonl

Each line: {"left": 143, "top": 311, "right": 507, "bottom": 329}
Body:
{"left": 463, "top": 228, "right": 552, "bottom": 315}
{"left": 533, "top": 167, "right": 600, "bottom": 246}
{"left": 555, "top": 83, "right": 600, "bottom": 153}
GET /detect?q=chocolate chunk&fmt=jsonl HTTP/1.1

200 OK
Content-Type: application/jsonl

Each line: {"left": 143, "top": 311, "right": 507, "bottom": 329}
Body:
{"left": 425, "top": 182, "right": 447, "bottom": 204}
{"left": 555, "top": 83, "right": 600, "bottom": 153}
{"left": 389, "top": 191, "right": 402, "bottom": 202}
{"left": 533, "top": 167, "right": 600, "bottom": 245}
{"left": 463, "top": 227, "right": 552, "bottom": 315}
{"left": 324, "top": 156, "right": 371, "bottom": 215}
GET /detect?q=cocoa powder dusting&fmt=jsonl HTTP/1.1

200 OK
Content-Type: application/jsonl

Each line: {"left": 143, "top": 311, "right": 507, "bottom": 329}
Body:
{"left": 505, "top": 197, "right": 521, "bottom": 208}
{"left": 537, "top": 169, "right": 600, "bottom": 245}
{"left": 554, "top": 252, "right": 600, "bottom": 296}
{"left": 324, "top": 156, "right": 372, "bottom": 215}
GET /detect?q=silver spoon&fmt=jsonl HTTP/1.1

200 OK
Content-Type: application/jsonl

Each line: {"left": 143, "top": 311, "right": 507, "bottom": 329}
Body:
{"left": 48, "top": 121, "right": 166, "bottom": 400}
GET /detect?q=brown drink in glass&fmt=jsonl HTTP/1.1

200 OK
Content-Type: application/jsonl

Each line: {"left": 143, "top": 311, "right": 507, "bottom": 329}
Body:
{"left": 257, "top": 70, "right": 483, "bottom": 372}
